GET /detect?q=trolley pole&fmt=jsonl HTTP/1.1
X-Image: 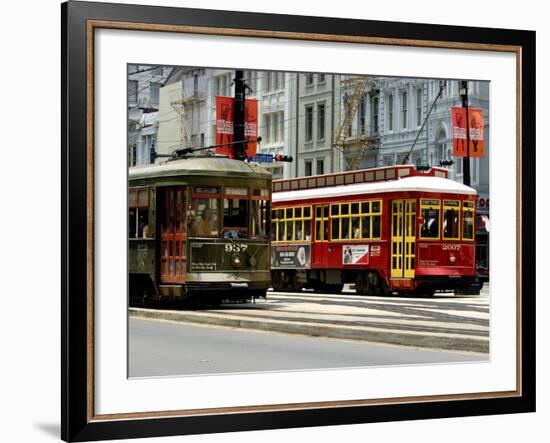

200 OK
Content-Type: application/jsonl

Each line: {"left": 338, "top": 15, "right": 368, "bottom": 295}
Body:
{"left": 233, "top": 70, "right": 246, "bottom": 161}
{"left": 459, "top": 81, "right": 471, "bottom": 187}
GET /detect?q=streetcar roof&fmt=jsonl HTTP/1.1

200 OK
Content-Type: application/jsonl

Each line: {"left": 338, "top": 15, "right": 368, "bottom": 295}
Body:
{"left": 129, "top": 157, "right": 272, "bottom": 182}
{"left": 272, "top": 175, "right": 476, "bottom": 203}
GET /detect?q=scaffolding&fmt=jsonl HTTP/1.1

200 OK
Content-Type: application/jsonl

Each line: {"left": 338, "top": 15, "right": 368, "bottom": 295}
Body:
{"left": 333, "top": 76, "right": 378, "bottom": 171}
{"left": 169, "top": 89, "right": 199, "bottom": 150}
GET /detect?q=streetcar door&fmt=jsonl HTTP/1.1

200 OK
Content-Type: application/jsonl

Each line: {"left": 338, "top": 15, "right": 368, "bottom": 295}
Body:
{"left": 159, "top": 187, "right": 187, "bottom": 284}
{"left": 391, "top": 199, "right": 416, "bottom": 278}
{"left": 313, "top": 205, "right": 329, "bottom": 266}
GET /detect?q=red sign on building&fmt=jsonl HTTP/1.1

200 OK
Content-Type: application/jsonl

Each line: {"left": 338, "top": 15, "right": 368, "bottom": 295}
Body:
{"left": 215, "top": 96, "right": 258, "bottom": 157}
{"left": 451, "top": 107, "right": 485, "bottom": 158}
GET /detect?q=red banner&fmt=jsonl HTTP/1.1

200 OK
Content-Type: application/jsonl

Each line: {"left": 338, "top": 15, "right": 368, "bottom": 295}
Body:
{"left": 215, "top": 96, "right": 258, "bottom": 157}
{"left": 451, "top": 107, "right": 484, "bottom": 158}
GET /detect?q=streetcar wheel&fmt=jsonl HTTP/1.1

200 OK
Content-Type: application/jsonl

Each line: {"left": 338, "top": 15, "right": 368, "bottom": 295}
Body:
{"left": 289, "top": 273, "right": 303, "bottom": 292}
{"left": 271, "top": 271, "right": 283, "bottom": 291}
{"left": 355, "top": 274, "right": 369, "bottom": 295}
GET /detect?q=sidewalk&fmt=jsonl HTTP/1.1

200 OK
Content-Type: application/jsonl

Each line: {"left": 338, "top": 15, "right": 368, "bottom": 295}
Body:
{"left": 130, "top": 289, "right": 489, "bottom": 354}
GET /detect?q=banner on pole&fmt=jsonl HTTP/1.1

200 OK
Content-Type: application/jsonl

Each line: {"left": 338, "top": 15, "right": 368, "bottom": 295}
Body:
{"left": 215, "top": 96, "right": 258, "bottom": 157}
{"left": 451, "top": 107, "right": 484, "bottom": 158}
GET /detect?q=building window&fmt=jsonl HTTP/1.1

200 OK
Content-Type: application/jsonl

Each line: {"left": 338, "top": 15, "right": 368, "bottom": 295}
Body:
{"left": 272, "top": 113, "right": 279, "bottom": 143}
{"left": 416, "top": 88, "right": 422, "bottom": 126}
{"left": 193, "top": 75, "right": 198, "bottom": 97}
{"left": 359, "top": 97, "right": 366, "bottom": 135}
{"left": 318, "top": 74, "right": 326, "bottom": 84}
{"left": 271, "top": 72, "right": 278, "bottom": 91}
{"left": 305, "top": 160, "right": 313, "bottom": 176}
{"left": 316, "top": 159, "right": 324, "bottom": 175}
{"left": 305, "top": 74, "right": 314, "bottom": 86}
{"left": 128, "top": 80, "right": 138, "bottom": 104}
{"left": 263, "top": 114, "right": 271, "bottom": 144}
{"left": 271, "top": 166, "right": 283, "bottom": 180}
{"left": 277, "top": 72, "right": 284, "bottom": 90}
{"left": 149, "top": 83, "right": 160, "bottom": 105}
{"left": 371, "top": 96, "right": 379, "bottom": 134}
{"left": 305, "top": 105, "right": 313, "bottom": 142}
{"left": 401, "top": 91, "right": 408, "bottom": 129}
{"left": 317, "top": 103, "right": 325, "bottom": 141}
{"left": 387, "top": 94, "right": 394, "bottom": 131}
{"left": 278, "top": 111, "right": 284, "bottom": 142}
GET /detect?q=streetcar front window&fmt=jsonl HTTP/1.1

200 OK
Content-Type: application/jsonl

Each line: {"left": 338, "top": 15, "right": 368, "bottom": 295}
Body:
{"left": 128, "top": 188, "right": 151, "bottom": 239}
{"left": 223, "top": 187, "right": 249, "bottom": 239}
{"left": 190, "top": 186, "right": 220, "bottom": 237}
{"left": 252, "top": 189, "right": 270, "bottom": 240}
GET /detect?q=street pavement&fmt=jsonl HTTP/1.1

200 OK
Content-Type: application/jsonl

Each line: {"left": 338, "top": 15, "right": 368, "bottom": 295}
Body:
{"left": 129, "top": 317, "right": 485, "bottom": 377}
{"left": 130, "top": 284, "right": 490, "bottom": 353}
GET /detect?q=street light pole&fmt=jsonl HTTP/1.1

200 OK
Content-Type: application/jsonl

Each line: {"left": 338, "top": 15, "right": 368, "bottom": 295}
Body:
{"left": 459, "top": 80, "right": 471, "bottom": 186}
{"left": 233, "top": 70, "right": 246, "bottom": 161}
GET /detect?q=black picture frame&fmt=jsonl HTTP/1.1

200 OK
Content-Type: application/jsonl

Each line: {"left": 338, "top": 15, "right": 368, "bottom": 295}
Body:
{"left": 62, "top": 1, "right": 536, "bottom": 441}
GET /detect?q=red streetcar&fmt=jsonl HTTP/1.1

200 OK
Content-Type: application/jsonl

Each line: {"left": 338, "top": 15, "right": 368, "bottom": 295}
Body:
{"left": 270, "top": 165, "right": 483, "bottom": 296}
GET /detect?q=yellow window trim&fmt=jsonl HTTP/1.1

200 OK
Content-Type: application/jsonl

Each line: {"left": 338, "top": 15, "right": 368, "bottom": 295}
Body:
{"left": 330, "top": 200, "right": 382, "bottom": 241}
{"left": 315, "top": 205, "right": 329, "bottom": 242}
{"left": 461, "top": 200, "right": 475, "bottom": 241}
{"left": 419, "top": 198, "right": 441, "bottom": 240}
{"left": 442, "top": 199, "right": 461, "bottom": 240}
{"left": 271, "top": 205, "right": 312, "bottom": 243}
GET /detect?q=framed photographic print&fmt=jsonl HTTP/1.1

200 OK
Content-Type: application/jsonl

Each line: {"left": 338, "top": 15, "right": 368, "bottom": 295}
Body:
{"left": 62, "top": 0, "right": 535, "bottom": 441}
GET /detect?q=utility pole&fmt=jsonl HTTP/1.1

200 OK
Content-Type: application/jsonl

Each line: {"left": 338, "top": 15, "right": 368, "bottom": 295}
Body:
{"left": 459, "top": 80, "right": 471, "bottom": 186}
{"left": 233, "top": 70, "right": 246, "bottom": 160}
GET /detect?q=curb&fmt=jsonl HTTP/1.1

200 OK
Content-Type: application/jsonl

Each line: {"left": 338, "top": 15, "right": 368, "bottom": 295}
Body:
{"left": 129, "top": 308, "right": 489, "bottom": 354}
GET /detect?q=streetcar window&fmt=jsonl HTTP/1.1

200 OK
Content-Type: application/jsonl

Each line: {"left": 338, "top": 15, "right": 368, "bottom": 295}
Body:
{"left": 315, "top": 205, "right": 329, "bottom": 242}
{"left": 420, "top": 199, "right": 441, "bottom": 239}
{"left": 190, "top": 187, "right": 220, "bottom": 237}
{"left": 128, "top": 188, "right": 151, "bottom": 239}
{"left": 330, "top": 200, "right": 382, "bottom": 240}
{"left": 372, "top": 216, "right": 381, "bottom": 238}
{"left": 362, "top": 215, "right": 371, "bottom": 238}
{"left": 277, "top": 219, "right": 285, "bottom": 242}
{"left": 352, "top": 217, "right": 361, "bottom": 238}
{"left": 331, "top": 218, "right": 340, "bottom": 240}
{"left": 341, "top": 218, "right": 350, "bottom": 239}
{"left": 286, "top": 220, "right": 294, "bottom": 241}
{"left": 462, "top": 201, "right": 475, "bottom": 240}
{"left": 251, "top": 197, "right": 270, "bottom": 240}
{"left": 443, "top": 200, "right": 460, "bottom": 240}
{"left": 272, "top": 206, "right": 312, "bottom": 242}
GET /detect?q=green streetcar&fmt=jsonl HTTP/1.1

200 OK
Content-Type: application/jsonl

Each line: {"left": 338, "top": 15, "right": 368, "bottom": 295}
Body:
{"left": 128, "top": 156, "right": 272, "bottom": 306}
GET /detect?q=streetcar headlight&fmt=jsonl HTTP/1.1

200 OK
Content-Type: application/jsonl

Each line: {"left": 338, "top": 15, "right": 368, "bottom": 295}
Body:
{"left": 231, "top": 253, "right": 242, "bottom": 267}
{"left": 449, "top": 254, "right": 456, "bottom": 263}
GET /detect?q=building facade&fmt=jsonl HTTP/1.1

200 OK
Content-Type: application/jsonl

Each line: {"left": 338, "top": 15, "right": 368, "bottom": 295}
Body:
{"left": 127, "top": 65, "right": 172, "bottom": 166}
